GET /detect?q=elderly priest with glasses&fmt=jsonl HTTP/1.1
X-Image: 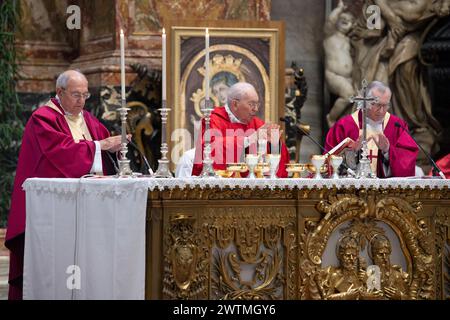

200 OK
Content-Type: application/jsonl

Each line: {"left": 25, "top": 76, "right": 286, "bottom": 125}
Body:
{"left": 6, "top": 70, "right": 125, "bottom": 300}
{"left": 324, "top": 81, "right": 418, "bottom": 178}
{"left": 192, "top": 82, "right": 290, "bottom": 177}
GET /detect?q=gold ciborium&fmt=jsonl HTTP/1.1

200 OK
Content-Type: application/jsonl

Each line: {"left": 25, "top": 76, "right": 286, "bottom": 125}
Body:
{"left": 226, "top": 163, "right": 248, "bottom": 178}
{"left": 215, "top": 170, "right": 234, "bottom": 178}
{"left": 255, "top": 163, "right": 270, "bottom": 178}
{"left": 286, "top": 163, "right": 309, "bottom": 178}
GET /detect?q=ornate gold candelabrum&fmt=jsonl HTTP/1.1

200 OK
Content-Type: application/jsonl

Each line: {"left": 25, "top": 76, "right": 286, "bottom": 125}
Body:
{"left": 117, "top": 98, "right": 133, "bottom": 176}
{"left": 200, "top": 101, "right": 218, "bottom": 178}
{"left": 154, "top": 101, "right": 173, "bottom": 178}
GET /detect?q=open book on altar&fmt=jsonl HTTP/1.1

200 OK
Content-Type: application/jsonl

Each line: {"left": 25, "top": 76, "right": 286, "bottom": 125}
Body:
{"left": 325, "top": 137, "right": 353, "bottom": 156}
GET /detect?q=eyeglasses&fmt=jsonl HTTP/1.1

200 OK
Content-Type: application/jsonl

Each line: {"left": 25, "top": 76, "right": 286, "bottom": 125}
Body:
{"left": 234, "top": 99, "right": 260, "bottom": 109}
{"left": 370, "top": 102, "right": 390, "bottom": 111}
{"left": 63, "top": 89, "right": 91, "bottom": 100}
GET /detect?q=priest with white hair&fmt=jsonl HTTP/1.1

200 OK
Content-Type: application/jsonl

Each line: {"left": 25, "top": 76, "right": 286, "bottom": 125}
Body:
{"left": 192, "top": 82, "right": 290, "bottom": 177}
{"left": 325, "top": 81, "right": 418, "bottom": 177}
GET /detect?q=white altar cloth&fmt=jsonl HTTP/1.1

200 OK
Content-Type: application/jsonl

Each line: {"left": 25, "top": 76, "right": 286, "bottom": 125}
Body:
{"left": 22, "top": 178, "right": 148, "bottom": 300}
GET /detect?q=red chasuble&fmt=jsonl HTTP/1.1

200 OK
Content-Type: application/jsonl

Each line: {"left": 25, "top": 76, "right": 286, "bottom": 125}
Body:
{"left": 429, "top": 153, "right": 450, "bottom": 178}
{"left": 6, "top": 98, "right": 112, "bottom": 299}
{"left": 192, "top": 106, "right": 289, "bottom": 177}
{"left": 325, "top": 110, "right": 418, "bottom": 177}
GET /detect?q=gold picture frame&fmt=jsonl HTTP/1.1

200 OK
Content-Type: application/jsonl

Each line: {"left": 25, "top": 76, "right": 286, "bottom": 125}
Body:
{"left": 166, "top": 20, "right": 285, "bottom": 166}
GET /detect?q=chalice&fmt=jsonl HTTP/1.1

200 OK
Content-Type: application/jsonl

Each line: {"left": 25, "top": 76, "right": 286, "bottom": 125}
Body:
{"left": 311, "top": 155, "right": 326, "bottom": 179}
{"left": 330, "top": 155, "right": 343, "bottom": 179}
{"left": 245, "top": 154, "right": 259, "bottom": 179}
{"left": 267, "top": 154, "right": 281, "bottom": 179}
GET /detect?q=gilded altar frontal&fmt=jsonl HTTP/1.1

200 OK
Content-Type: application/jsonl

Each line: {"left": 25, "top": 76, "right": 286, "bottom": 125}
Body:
{"left": 146, "top": 184, "right": 450, "bottom": 300}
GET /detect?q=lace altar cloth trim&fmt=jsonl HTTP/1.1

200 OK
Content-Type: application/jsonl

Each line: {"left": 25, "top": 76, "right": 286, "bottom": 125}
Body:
{"left": 146, "top": 177, "right": 449, "bottom": 190}
{"left": 23, "top": 177, "right": 450, "bottom": 194}
{"left": 23, "top": 177, "right": 149, "bottom": 198}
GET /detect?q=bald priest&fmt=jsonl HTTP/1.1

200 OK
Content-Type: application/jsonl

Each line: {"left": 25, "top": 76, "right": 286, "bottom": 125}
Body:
{"left": 6, "top": 70, "right": 124, "bottom": 299}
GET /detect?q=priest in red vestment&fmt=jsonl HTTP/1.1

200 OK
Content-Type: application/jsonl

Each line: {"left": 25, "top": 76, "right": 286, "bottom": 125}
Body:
{"left": 192, "top": 82, "right": 289, "bottom": 177}
{"left": 325, "top": 81, "right": 418, "bottom": 177}
{"left": 429, "top": 153, "right": 450, "bottom": 178}
{"left": 6, "top": 70, "right": 124, "bottom": 300}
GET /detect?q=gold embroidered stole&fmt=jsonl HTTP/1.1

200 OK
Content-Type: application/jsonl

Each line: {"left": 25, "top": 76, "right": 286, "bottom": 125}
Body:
{"left": 351, "top": 111, "right": 390, "bottom": 173}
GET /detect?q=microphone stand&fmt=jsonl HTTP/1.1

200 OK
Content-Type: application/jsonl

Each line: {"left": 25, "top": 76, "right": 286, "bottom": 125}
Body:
{"left": 280, "top": 117, "right": 325, "bottom": 152}
{"left": 128, "top": 140, "right": 154, "bottom": 176}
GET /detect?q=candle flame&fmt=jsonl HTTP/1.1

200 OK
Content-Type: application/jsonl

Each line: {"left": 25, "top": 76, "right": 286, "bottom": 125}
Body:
{"left": 206, "top": 28, "right": 209, "bottom": 34}
{"left": 162, "top": 28, "right": 165, "bottom": 34}
{"left": 120, "top": 29, "right": 124, "bottom": 35}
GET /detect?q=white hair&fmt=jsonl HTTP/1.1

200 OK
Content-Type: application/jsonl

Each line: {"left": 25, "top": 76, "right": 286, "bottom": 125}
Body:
{"left": 367, "top": 81, "right": 390, "bottom": 95}
{"left": 356, "top": 80, "right": 392, "bottom": 110}
{"left": 56, "top": 69, "right": 87, "bottom": 89}
{"left": 226, "top": 82, "right": 257, "bottom": 106}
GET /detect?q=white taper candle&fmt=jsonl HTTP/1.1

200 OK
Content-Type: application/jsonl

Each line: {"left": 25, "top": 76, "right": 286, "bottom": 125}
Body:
{"left": 120, "top": 29, "right": 126, "bottom": 100}
{"left": 162, "top": 28, "right": 166, "bottom": 101}
{"left": 205, "top": 28, "right": 210, "bottom": 107}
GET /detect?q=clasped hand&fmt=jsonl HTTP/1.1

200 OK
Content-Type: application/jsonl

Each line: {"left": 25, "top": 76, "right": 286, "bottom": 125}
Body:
{"left": 370, "top": 133, "right": 390, "bottom": 153}
{"left": 349, "top": 133, "right": 390, "bottom": 153}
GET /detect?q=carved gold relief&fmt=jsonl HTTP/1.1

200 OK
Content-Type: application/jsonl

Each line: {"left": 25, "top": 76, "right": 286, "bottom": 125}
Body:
{"left": 150, "top": 186, "right": 449, "bottom": 300}
{"left": 320, "top": 235, "right": 367, "bottom": 300}
{"left": 445, "top": 246, "right": 450, "bottom": 300}
{"left": 368, "top": 234, "right": 409, "bottom": 300}
{"left": 163, "top": 214, "right": 207, "bottom": 299}
{"left": 300, "top": 191, "right": 436, "bottom": 300}
{"left": 204, "top": 207, "right": 296, "bottom": 300}
{"left": 434, "top": 207, "right": 450, "bottom": 299}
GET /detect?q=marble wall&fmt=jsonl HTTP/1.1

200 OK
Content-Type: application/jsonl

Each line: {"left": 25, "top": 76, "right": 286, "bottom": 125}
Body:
{"left": 272, "top": 0, "right": 326, "bottom": 161}
{"left": 15, "top": 0, "right": 272, "bottom": 98}
{"left": 16, "top": 0, "right": 74, "bottom": 93}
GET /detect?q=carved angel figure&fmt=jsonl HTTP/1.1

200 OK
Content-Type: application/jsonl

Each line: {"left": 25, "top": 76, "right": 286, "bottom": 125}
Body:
{"left": 323, "top": 0, "right": 356, "bottom": 127}
{"left": 350, "top": 0, "right": 450, "bottom": 161}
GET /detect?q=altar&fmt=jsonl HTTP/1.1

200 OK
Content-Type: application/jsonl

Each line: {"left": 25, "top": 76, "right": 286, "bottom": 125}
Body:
{"left": 20, "top": 177, "right": 449, "bottom": 300}
{"left": 145, "top": 178, "right": 450, "bottom": 300}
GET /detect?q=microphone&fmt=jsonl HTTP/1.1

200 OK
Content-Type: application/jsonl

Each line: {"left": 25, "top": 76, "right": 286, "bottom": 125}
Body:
{"left": 394, "top": 122, "right": 445, "bottom": 179}
{"left": 107, "top": 139, "right": 154, "bottom": 175}
{"left": 279, "top": 117, "right": 356, "bottom": 177}
{"left": 106, "top": 151, "right": 119, "bottom": 174}
{"left": 127, "top": 140, "right": 155, "bottom": 175}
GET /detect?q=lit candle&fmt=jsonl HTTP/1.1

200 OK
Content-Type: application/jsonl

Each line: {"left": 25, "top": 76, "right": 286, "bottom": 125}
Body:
{"left": 205, "top": 28, "right": 209, "bottom": 108}
{"left": 162, "top": 28, "right": 166, "bottom": 101}
{"left": 120, "top": 29, "right": 126, "bottom": 100}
